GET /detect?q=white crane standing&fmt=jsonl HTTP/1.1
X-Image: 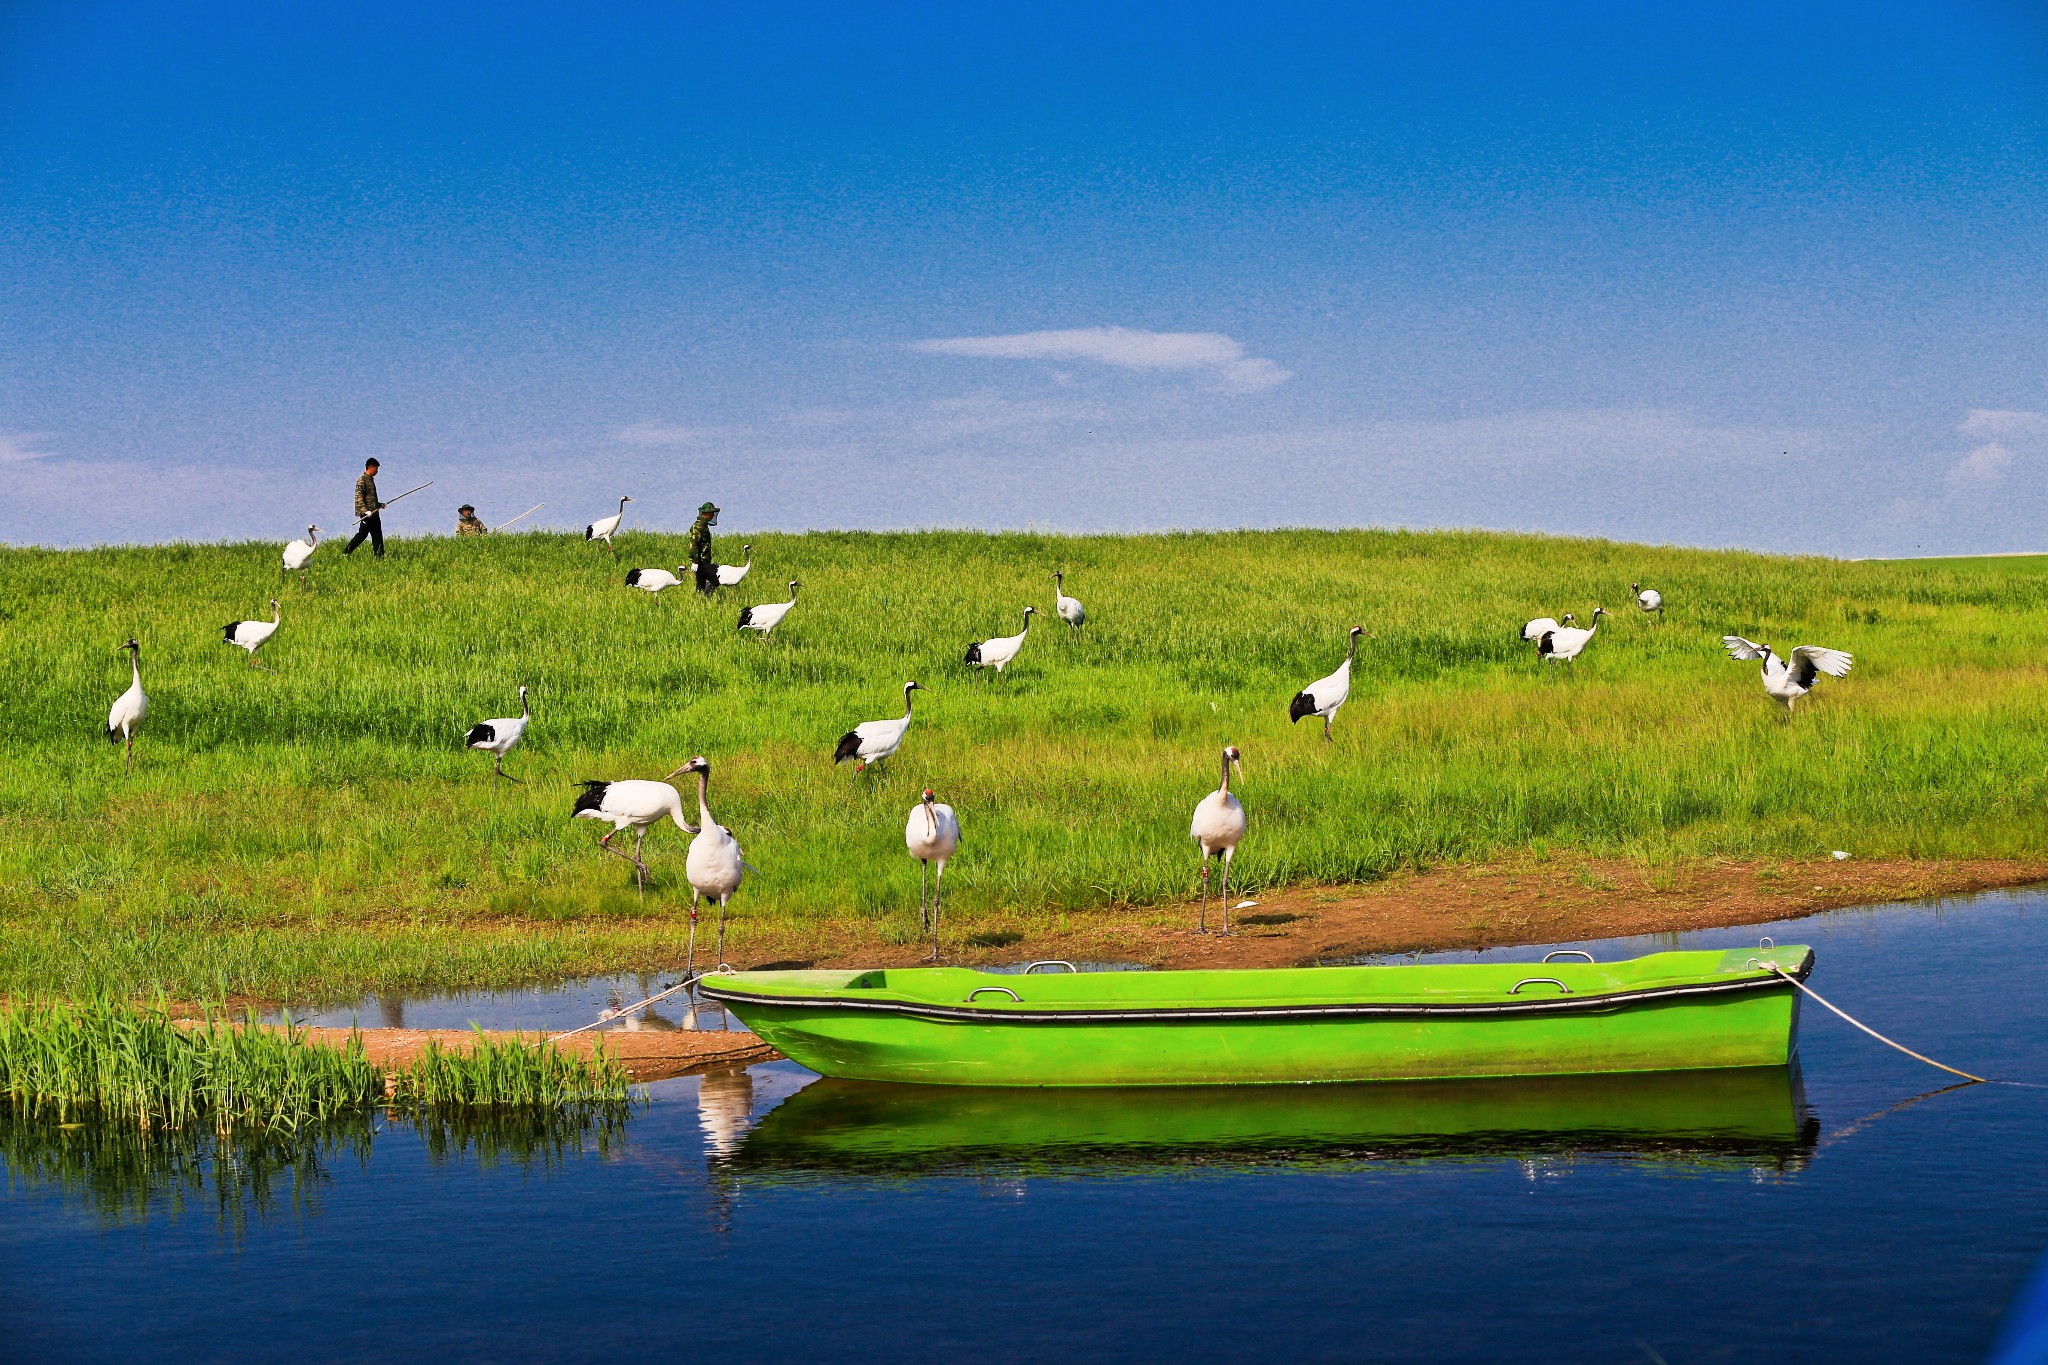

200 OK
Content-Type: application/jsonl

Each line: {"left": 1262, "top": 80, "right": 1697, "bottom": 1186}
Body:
{"left": 465, "top": 685, "right": 530, "bottom": 782}
{"left": 624, "top": 565, "right": 687, "bottom": 593}
{"left": 1190, "top": 744, "right": 1248, "bottom": 935}
{"left": 1632, "top": 582, "right": 1664, "bottom": 616}
{"left": 281, "top": 526, "right": 320, "bottom": 583}
{"left": 905, "top": 789, "right": 960, "bottom": 961}
{"left": 715, "top": 545, "right": 753, "bottom": 587}
{"left": 737, "top": 580, "right": 801, "bottom": 637}
{"left": 222, "top": 599, "right": 282, "bottom": 666}
{"left": 585, "top": 495, "right": 633, "bottom": 555}
{"left": 1538, "top": 607, "right": 1605, "bottom": 671}
{"left": 570, "top": 764, "right": 695, "bottom": 891}
{"left": 1053, "top": 571, "right": 1085, "bottom": 632}
{"left": 107, "top": 638, "right": 147, "bottom": 772}
{"left": 1522, "top": 612, "right": 1575, "bottom": 651}
{"left": 965, "top": 606, "right": 1035, "bottom": 682}
{"left": 834, "top": 681, "right": 923, "bottom": 772}
{"left": 677, "top": 755, "right": 749, "bottom": 971}
{"left": 1722, "top": 637, "right": 1853, "bottom": 715}
{"left": 1289, "top": 625, "right": 1368, "bottom": 741}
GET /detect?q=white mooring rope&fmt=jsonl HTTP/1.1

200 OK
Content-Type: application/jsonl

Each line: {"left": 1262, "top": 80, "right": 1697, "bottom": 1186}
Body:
{"left": 1754, "top": 960, "right": 1987, "bottom": 1085}
{"left": 544, "top": 973, "right": 706, "bottom": 1044}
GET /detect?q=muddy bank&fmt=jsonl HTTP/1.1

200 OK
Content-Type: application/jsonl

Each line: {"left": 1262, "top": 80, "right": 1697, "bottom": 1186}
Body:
{"left": 794, "top": 856, "right": 2048, "bottom": 972}
{"left": 278, "top": 1024, "right": 775, "bottom": 1083}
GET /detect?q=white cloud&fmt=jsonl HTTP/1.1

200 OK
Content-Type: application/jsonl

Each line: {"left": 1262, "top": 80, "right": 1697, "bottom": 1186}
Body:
{"left": 911, "top": 327, "right": 1290, "bottom": 392}
{"left": 0, "top": 432, "right": 55, "bottom": 463}
{"left": 1947, "top": 409, "right": 2047, "bottom": 492}
{"left": 615, "top": 421, "right": 722, "bottom": 446}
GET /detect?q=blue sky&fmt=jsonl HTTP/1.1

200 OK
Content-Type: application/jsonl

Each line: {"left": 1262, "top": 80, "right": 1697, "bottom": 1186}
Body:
{"left": 2, "top": 1, "right": 2044, "bottom": 554}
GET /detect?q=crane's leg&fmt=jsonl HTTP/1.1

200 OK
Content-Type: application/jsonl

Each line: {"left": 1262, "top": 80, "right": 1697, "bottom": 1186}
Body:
{"left": 1323, "top": 714, "right": 1333, "bottom": 743}
{"left": 1219, "top": 850, "right": 1234, "bottom": 936}
{"left": 688, "top": 890, "right": 701, "bottom": 978}
{"left": 717, "top": 895, "right": 729, "bottom": 966}
{"left": 918, "top": 860, "right": 929, "bottom": 934}
{"left": 928, "top": 862, "right": 944, "bottom": 962}
{"left": 598, "top": 829, "right": 642, "bottom": 881}
{"left": 632, "top": 828, "right": 649, "bottom": 891}
{"left": 125, "top": 733, "right": 134, "bottom": 773}
{"left": 1197, "top": 852, "right": 1210, "bottom": 934}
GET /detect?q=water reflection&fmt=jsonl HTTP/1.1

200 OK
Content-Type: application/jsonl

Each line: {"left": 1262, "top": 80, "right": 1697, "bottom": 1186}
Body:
{"left": 0, "top": 1101, "right": 633, "bottom": 1232}
{"left": 723, "top": 1065, "right": 1818, "bottom": 1183}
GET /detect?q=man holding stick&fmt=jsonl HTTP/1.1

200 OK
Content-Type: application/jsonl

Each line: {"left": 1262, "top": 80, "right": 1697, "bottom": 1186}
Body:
{"left": 345, "top": 458, "right": 386, "bottom": 558}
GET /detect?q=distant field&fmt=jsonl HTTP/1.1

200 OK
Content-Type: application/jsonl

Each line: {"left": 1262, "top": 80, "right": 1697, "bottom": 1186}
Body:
{"left": 4, "top": 528, "right": 2046, "bottom": 1002}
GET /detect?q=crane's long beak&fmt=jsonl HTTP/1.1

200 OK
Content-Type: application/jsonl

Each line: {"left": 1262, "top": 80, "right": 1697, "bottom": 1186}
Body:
{"left": 1232, "top": 756, "right": 1248, "bottom": 778}
{"left": 663, "top": 764, "right": 693, "bottom": 781}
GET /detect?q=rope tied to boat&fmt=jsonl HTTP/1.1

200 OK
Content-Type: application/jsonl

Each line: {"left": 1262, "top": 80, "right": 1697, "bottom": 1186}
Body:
{"left": 1751, "top": 960, "right": 1987, "bottom": 1085}
{"left": 543, "top": 970, "right": 726, "bottom": 1044}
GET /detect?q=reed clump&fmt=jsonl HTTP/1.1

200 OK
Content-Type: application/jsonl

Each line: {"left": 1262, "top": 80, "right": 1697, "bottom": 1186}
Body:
{"left": 0, "top": 998, "right": 630, "bottom": 1133}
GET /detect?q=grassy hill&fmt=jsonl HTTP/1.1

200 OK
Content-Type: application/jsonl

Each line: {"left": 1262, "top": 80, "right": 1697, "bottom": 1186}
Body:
{"left": 5, "top": 527, "right": 2046, "bottom": 1001}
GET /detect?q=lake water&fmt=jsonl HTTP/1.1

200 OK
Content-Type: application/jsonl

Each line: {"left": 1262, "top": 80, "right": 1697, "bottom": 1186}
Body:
{"left": 6, "top": 888, "right": 2047, "bottom": 1363}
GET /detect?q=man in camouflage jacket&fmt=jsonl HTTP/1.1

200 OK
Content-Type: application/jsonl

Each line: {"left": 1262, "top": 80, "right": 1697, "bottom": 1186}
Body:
{"left": 690, "top": 502, "right": 720, "bottom": 593}
{"left": 345, "top": 458, "right": 385, "bottom": 557}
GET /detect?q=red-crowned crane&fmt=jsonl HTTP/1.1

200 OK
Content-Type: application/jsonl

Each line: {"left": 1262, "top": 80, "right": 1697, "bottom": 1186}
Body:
{"left": 571, "top": 764, "right": 695, "bottom": 891}
{"left": 835, "top": 681, "right": 923, "bottom": 771}
{"left": 1538, "top": 608, "right": 1605, "bottom": 671}
{"left": 1052, "top": 571, "right": 1085, "bottom": 632}
{"left": 905, "top": 789, "right": 960, "bottom": 961}
{"left": 585, "top": 495, "right": 633, "bottom": 555}
{"left": 738, "top": 580, "right": 800, "bottom": 637}
{"left": 1289, "top": 625, "right": 1367, "bottom": 741}
{"left": 1190, "top": 744, "right": 1247, "bottom": 934}
{"left": 625, "top": 565, "right": 687, "bottom": 593}
{"left": 1722, "top": 637, "right": 1853, "bottom": 715}
{"left": 107, "top": 638, "right": 147, "bottom": 772}
{"left": 281, "top": 526, "right": 319, "bottom": 583}
{"left": 677, "top": 756, "right": 750, "bottom": 971}
{"left": 1633, "top": 582, "right": 1664, "bottom": 616}
{"left": 1522, "top": 612, "right": 1575, "bottom": 651}
{"left": 465, "top": 685, "right": 530, "bottom": 782}
{"left": 715, "top": 544, "right": 753, "bottom": 586}
{"left": 966, "top": 607, "right": 1035, "bottom": 683}
{"left": 222, "top": 599, "right": 282, "bottom": 666}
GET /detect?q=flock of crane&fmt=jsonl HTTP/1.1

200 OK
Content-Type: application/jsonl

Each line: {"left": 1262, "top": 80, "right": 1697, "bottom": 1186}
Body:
{"left": 99, "top": 508, "right": 1859, "bottom": 965}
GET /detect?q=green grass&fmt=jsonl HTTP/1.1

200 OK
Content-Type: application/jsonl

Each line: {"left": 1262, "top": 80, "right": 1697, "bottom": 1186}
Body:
{"left": 5, "top": 527, "right": 2047, "bottom": 1000}
{"left": 0, "top": 997, "right": 631, "bottom": 1130}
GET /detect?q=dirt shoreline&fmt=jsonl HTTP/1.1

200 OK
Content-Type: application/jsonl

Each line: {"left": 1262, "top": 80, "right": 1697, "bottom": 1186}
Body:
{"left": 797, "top": 856, "right": 2048, "bottom": 971}
{"left": 279, "top": 1024, "right": 777, "bottom": 1083}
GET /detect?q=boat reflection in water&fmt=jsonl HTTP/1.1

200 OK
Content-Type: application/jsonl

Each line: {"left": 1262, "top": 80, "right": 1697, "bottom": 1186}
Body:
{"left": 724, "top": 1065, "right": 1817, "bottom": 1182}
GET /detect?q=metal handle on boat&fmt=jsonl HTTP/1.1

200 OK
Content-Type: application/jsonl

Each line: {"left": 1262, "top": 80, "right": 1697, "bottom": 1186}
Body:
{"left": 966, "top": 987, "right": 1023, "bottom": 1003}
{"left": 1023, "top": 961, "right": 1078, "bottom": 974}
{"left": 1758, "top": 936, "right": 1775, "bottom": 950}
{"left": 1542, "top": 950, "right": 1595, "bottom": 963}
{"left": 1508, "top": 977, "right": 1571, "bottom": 995}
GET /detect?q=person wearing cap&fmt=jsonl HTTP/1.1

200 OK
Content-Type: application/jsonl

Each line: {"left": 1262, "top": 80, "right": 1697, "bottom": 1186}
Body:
{"left": 689, "top": 501, "right": 721, "bottom": 593}
{"left": 456, "top": 504, "right": 488, "bottom": 537}
{"left": 344, "top": 458, "right": 386, "bottom": 557}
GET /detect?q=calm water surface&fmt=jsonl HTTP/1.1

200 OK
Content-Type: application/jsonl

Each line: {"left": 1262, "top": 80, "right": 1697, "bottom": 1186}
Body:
{"left": 6, "top": 889, "right": 2047, "bottom": 1363}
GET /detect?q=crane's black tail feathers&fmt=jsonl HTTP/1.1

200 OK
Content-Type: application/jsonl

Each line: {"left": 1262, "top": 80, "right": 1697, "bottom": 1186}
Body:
{"left": 624, "top": 568, "right": 643, "bottom": 586}
{"left": 1288, "top": 691, "right": 1317, "bottom": 723}
{"left": 221, "top": 622, "right": 239, "bottom": 643}
{"left": 105, "top": 724, "right": 121, "bottom": 743}
{"left": 1538, "top": 632, "right": 1557, "bottom": 656}
{"left": 584, "top": 525, "right": 596, "bottom": 541}
{"left": 570, "top": 781, "right": 610, "bottom": 815}
{"left": 466, "top": 722, "right": 496, "bottom": 748}
{"left": 737, "top": 607, "right": 754, "bottom": 629}
{"left": 833, "top": 731, "right": 862, "bottom": 764}
{"left": 963, "top": 642, "right": 982, "bottom": 666}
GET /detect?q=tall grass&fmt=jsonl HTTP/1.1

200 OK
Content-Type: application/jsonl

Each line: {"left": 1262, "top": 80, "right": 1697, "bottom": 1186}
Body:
{"left": 0, "top": 997, "right": 631, "bottom": 1130}
{"left": 5, "top": 528, "right": 2047, "bottom": 998}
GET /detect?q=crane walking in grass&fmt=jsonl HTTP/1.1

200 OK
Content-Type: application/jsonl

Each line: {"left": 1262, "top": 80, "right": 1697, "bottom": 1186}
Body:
{"left": 1721, "top": 636, "right": 1853, "bottom": 715}
{"left": 677, "top": 755, "right": 750, "bottom": 971}
{"left": 1538, "top": 607, "right": 1605, "bottom": 672}
{"left": 1289, "top": 625, "right": 1368, "bottom": 741}
{"left": 905, "top": 789, "right": 960, "bottom": 961}
{"left": 465, "top": 685, "right": 530, "bottom": 782}
{"left": 1522, "top": 612, "right": 1574, "bottom": 651}
{"left": 966, "top": 606, "right": 1035, "bottom": 682}
{"left": 571, "top": 764, "right": 695, "bottom": 891}
{"left": 1190, "top": 744, "right": 1248, "bottom": 935}
{"left": 281, "top": 526, "right": 319, "bottom": 583}
{"left": 222, "top": 599, "right": 282, "bottom": 666}
{"left": 585, "top": 495, "right": 633, "bottom": 555}
{"left": 715, "top": 545, "right": 753, "bottom": 587}
{"left": 737, "top": 580, "right": 801, "bottom": 637}
{"left": 835, "top": 681, "right": 923, "bottom": 772}
{"left": 624, "top": 565, "right": 687, "bottom": 593}
{"left": 107, "top": 638, "right": 147, "bottom": 772}
{"left": 1632, "top": 582, "right": 1664, "bottom": 616}
{"left": 1053, "top": 571, "right": 1085, "bottom": 632}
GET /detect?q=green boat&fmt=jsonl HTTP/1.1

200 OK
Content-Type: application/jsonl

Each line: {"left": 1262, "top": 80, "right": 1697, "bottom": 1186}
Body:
{"left": 727, "top": 1066, "right": 1814, "bottom": 1178}
{"left": 698, "top": 944, "right": 1812, "bottom": 1087}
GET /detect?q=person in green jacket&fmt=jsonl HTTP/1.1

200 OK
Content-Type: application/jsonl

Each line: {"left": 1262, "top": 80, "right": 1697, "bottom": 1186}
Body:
{"left": 689, "top": 502, "right": 720, "bottom": 594}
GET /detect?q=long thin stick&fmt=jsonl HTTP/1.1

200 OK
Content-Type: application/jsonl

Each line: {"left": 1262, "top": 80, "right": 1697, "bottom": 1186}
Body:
{"left": 356, "top": 481, "right": 433, "bottom": 523}
{"left": 493, "top": 502, "right": 544, "bottom": 531}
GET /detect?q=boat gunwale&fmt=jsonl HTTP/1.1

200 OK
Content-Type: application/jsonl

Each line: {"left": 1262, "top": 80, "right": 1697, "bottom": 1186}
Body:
{"left": 700, "top": 954, "right": 1813, "bottom": 1025}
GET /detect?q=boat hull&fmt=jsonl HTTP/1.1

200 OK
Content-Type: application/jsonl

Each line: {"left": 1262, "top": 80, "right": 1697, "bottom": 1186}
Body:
{"left": 702, "top": 948, "right": 1810, "bottom": 1088}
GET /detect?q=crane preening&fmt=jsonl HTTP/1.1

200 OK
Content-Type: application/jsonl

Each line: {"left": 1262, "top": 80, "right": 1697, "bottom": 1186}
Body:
{"left": 1190, "top": 744, "right": 1248, "bottom": 935}
{"left": 905, "top": 789, "right": 960, "bottom": 961}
